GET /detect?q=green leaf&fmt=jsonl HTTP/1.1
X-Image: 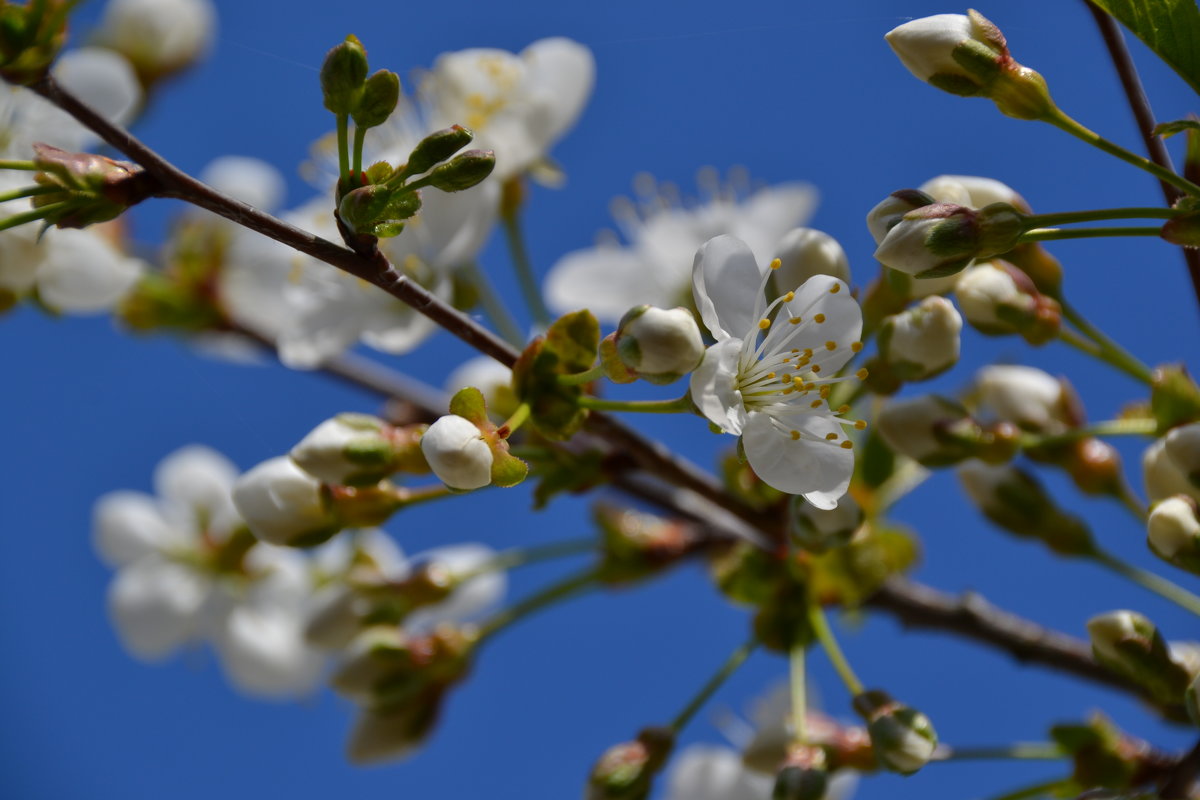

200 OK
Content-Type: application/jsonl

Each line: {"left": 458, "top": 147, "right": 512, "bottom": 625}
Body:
{"left": 1150, "top": 363, "right": 1200, "bottom": 431}
{"left": 448, "top": 387, "right": 488, "bottom": 426}
{"left": 1154, "top": 118, "right": 1200, "bottom": 138}
{"left": 512, "top": 311, "right": 600, "bottom": 440}
{"left": 489, "top": 448, "right": 528, "bottom": 488}
{"left": 1090, "top": 0, "right": 1200, "bottom": 96}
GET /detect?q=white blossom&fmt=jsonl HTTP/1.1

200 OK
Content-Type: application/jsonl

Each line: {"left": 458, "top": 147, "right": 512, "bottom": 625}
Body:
{"left": 615, "top": 305, "right": 704, "bottom": 380}
{"left": 546, "top": 171, "right": 817, "bottom": 322}
{"left": 1147, "top": 496, "right": 1200, "bottom": 564}
{"left": 96, "top": 0, "right": 216, "bottom": 79}
{"left": 885, "top": 13, "right": 1002, "bottom": 87}
{"left": 689, "top": 235, "right": 862, "bottom": 508}
{"left": 420, "top": 415, "right": 494, "bottom": 490}
{"left": 879, "top": 296, "right": 962, "bottom": 378}
{"left": 232, "top": 456, "right": 343, "bottom": 546}
{"left": 1144, "top": 423, "right": 1200, "bottom": 503}
{"left": 974, "top": 364, "right": 1066, "bottom": 433}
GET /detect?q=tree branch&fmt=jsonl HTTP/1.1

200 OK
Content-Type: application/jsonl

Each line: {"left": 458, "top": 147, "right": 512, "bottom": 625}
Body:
{"left": 1160, "top": 738, "right": 1200, "bottom": 799}
{"left": 1083, "top": 0, "right": 1200, "bottom": 312}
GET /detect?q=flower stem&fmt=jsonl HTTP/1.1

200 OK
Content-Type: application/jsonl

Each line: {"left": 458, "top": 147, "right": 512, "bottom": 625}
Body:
{"left": 351, "top": 124, "right": 366, "bottom": 179}
{"left": 501, "top": 205, "right": 552, "bottom": 329}
{"left": 807, "top": 602, "right": 864, "bottom": 696}
{"left": 789, "top": 639, "right": 809, "bottom": 744}
{"left": 1044, "top": 108, "right": 1200, "bottom": 198}
{"left": 558, "top": 364, "right": 605, "bottom": 386}
{"left": 0, "top": 184, "right": 57, "bottom": 204}
{"left": 0, "top": 160, "right": 39, "bottom": 171}
{"left": 395, "top": 483, "right": 455, "bottom": 509}
{"left": 477, "top": 567, "right": 598, "bottom": 643}
{"left": 1020, "top": 226, "right": 1164, "bottom": 243}
{"left": 1019, "top": 417, "right": 1158, "bottom": 450}
{"left": 478, "top": 537, "right": 598, "bottom": 573}
{"left": 461, "top": 262, "right": 525, "bottom": 346}
{"left": 1116, "top": 482, "right": 1149, "bottom": 523}
{"left": 576, "top": 395, "right": 692, "bottom": 414}
{"left": 668, "top": 639, "right": 757, "bottom": 734}
{"left": 1059, "top": 299, "right": 1154, "bottom": 385}
{"left": 335, "top": 113, "right": 350, "bottom": 182}
{"left": 0, "top": 203, "right": 62, "bottom": 233}
{"left": 936, "top": 743, "right": 1065, "bottom": 762}
{"left": 1025, "top": 207, "right": 1177, "bottom": 227}
{"left": 1091, "top": 550, "right": 1200, "bottom": 617}
{"left": 498, "top": 402, "right": 531, "bottom": 437}
{"left": 984, "top": 778, "right": 1070, "bottom": 800}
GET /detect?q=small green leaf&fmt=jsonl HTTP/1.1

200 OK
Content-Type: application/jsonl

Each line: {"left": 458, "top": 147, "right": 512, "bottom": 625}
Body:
{"left": 1150, "top": 363, "right": 1200, "bottom": 431}
{"left": 1090, "top": 0, "right": 1200, "bottom": 96}
{"left": 448, "top": 387, "right": 488, "bottom": 426}
{"left": 529, "top": 448, "right": 605, "bottom": 509}
{"left": 512, "top": 311, "right": 601, "bottom": 440}
{"left": 1154, "top": 118, "right": 1200, "bottom": 138}
{"left": 810, "top": 523, "right": 920, "bottom": 607}
{"left": 598, "top": 333, "right": 637, "bottom": 384}
{"left": 489, "top": 449, "right": 528, "bottom": 488}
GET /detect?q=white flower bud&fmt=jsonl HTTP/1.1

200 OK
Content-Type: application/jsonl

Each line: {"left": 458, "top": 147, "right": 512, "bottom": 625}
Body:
{"left": 879, "top": 296, "right": 962, "bottom": 379}
{"left": 1147, "top": 496, "right": 1200, "bottom": 573}
{"left": 772, "top": 228, "right": 851, "bottom": 288}
{"left": 874, "top": 203, "right": 1024, "bottom": 279}
{"left": 885, "top": 13, "right": 1002, "bottom": 90}
{"left": 866, "top": 190, "right": 935, "bottom": 245}
{"left": 97, "top": 0, "right": 216, "bottom": 80}
{"left": 954, "top": 262, "right": 1033, "bottom": 332}
{"left": 232, "top": 457, "right": 342, "bottom": 547}
{"left": 853, "top": 690, "right": 937, "bottom": 776}
{"left": 974, "top": 364, "right": 1066, "bottom": 433}
{"left": 290, "top": 413, "right": 396, "bottom": 486}
{"left": 877, "top": 395, "right": 977, "bottom": 466}
{"left": 420, "top": 415, "right": 493, "bottom": 491}
{"left": 1170, "top": 641, "right": 1200, "bottom": 679}
{"left": 615, "top": 305, "right": 704, "bottom": 382}
{"left": 1145, "top": 424, "right": 1200, "bottom": 504}
{"left": 919, "top": 175, "right": 1028, "bottom": 211}
{"left": 1087, "top": 610, "right": 1153, "bottom": 666}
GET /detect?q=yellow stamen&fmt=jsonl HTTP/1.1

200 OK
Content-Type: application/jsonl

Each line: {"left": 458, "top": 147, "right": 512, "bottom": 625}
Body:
{"left": 854, "top": 420, "right": 867, "bottom": 430}
{"left": 819, "top": 386, "right": 830, "bottom": 398}
{"left": 769, "top": 258, "right": 782, "bottom": 270}
{"left": 758, "top": 318, "right": 771, "bottom": 330}
{"left": 824, "top": 340, "right": 836, "bottom": 351}
{"left": 790, "top": 430, "right": 800, "bottom": 440}
{"left": 810, "top": 399, "right": 822, "bottom": 408}
{"left": 837, "top": 404, "right": 850, "bottom": 414}
{"left": 783, "top": 291, "right": 795, "bottom": 302}
{"left": 814, "top": 313, "right": 826, "bottom": 324}
{"left": 851, "top": 342, "right": 864, "bottom": 353}
{"left": 766, "top": 372, "right": 776, "bottom": 379}
{"left": 825, "top": 433, "right": 838, "bottom": 440}
{"left": 811, "top": 364, "right": 821, "bottom": 373}
{"left": 856, "top": 368, "right": 869, "bottom": 380}
{"left": 830, "top": 283, "right": 842, "bottom": 294}
{"left": 790, "top": 317, "right": 802, "bottom": 325}
{"left": 839, "top": 440, "right": 853, "bottom": 449}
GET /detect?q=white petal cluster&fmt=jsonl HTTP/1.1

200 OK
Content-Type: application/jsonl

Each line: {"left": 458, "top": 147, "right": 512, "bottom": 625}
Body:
{"left": 96, "top": 0, "right": 216, "bottom": 79}
{"left": 954, "top": 261, "right": 1033, "bottom": 331}
{"left": 974, "top": 364, "right": 1066, "bottom": 433}
{"left": 1144, "top": 423, "right": 1200, "bottom": 503}
{"left": 689, "top": 234, "right": 863, "bottom": 509}
{"left": 93, "top": 446, "right": 324, "bottom": 697}
{"left": 546, "top": 172, "right": 818, "bottom": 322}
{"left": 615, "top": 305, "right": 705, "bottom": 380}
{"left": 885, "top": 13, "right": 1002, "bottom": 86}
{"left": 232, "top": 456, "right": 343, "bottom": 546}
{"left": 880, "top": 296, "right": 962, "bottom": 378}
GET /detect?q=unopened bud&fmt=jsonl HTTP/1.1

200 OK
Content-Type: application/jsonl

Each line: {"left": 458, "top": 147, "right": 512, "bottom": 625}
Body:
{"left": 866, "top": 189, "right": 936, "bottom": 245}
{"left": 877, "top": 296, "right": 962, "bottom": 381}
{"left": 873, "top": 202, "right": 1024, "bottom": 279}
{"left": 321, "top": 35, "right": 369, "bottom": 115}
{"left": 1187, "top": 673, "right": 1200, "bottom": 726}
{"left": 404, "top": 125, "right": 475, "bottom": 177}
{"left": 877, "top": 395, "right": 981, "bottom": 466}
{"left": 852, "top": 690, "right": 937, "bottom": 775}
{"left": 587, "top": 727, "right": 675, "bottom": 800}
{"left": 613, "top": 305, "right": 704, "bottom": 384}
{"left": 1087, "top": 610, "right": 1194, "bottom": 705}
{"left": 791, "top": 494, "right": 864, "bottom": 553}
{"left": 345, "top": 690, "right": 443, "bottom": 764}
{"left": 1147, "top": 496, "right": 1200, "bottom": 575}
{"left": 974, "top": 364, "right": 1071, "bottom": 434}
{"left": 919, "top": 174, "right": 1029, "bottom": 212}
{"left": 772, "top": 228, "right": 851, "bottom": 289}
{"left": 290, "top": 413, "right": 401, "bottom": 486}
{"left": 955, "top": 261, "right": 1060, "bottom": 344}
{"left": 426, "top": 149, "right": 496, "bottom": 192}
{"left": 31, "top": 144, "right": 154, "bottom": 229}
{"left": 420, "top": 414, "right": 493, "bottom": 490}
{"left": 596, "top": 505, "right": 692, "bottom": 584}
{"left": 0, "top": 0, "right": 71, "bottom": 83}
{"left": 231, "top": 457, "right": 343, "bottom": 547}
{"left": 353, "top": 69, "right": 400, "bottom": 129}
{"left": 1144, "top": 423, "right": 1200, "bottom": 503}
{"left": 773, "top": 745, "right": 829, "bottom": 800}
{"left": 958, "top": 461, "right": 1096, "bottom": 556}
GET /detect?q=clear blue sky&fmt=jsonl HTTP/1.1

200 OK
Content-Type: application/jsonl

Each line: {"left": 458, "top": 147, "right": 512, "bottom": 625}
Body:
{"left": 2, "top": 1, "right": 1198, "bottom": 798}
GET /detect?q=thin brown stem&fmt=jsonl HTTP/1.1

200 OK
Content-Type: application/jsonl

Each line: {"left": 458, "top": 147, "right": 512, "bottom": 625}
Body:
{"left": 1084, "top": 0, "right": 1200, "bottom": 311}
{"left": 1159, "top": 738, "right": 1200, "bottom": 799}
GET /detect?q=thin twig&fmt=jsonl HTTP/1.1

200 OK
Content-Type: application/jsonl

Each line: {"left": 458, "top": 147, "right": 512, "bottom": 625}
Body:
{"left": 1159, "top": 738, "right": 1200, "bottom": 799}
{"left": 1083, "top": 0, "right": 1200, "bottom": 310}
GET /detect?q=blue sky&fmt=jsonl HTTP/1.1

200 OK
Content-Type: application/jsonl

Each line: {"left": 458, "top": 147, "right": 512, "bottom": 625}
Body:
{"left": 2, "top": 1, "right": 1199, "bottom": 798}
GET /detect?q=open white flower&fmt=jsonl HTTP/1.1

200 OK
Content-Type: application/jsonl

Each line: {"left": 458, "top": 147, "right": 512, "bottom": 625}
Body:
{"left": 690, "top": 235, "right": 863, "bottom": 508}
{"left": 546, "top": 171, "right": 817, "bottom": 322}
{"left": 93, "top": 446, "right": 325, "bottom": 697}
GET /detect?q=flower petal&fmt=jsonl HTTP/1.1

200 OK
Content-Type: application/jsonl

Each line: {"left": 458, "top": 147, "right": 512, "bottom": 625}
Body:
{"left": 742, "top": 411, "right": 852, "bottom": 509}
{"left": 689, "top": 339, "right": 747, "bottom": 435}
{"left": 692, "top": 234, "right": 763, "bottom": 340}
{"left": 107, "top": 556, "right": 209, "bottom": 660}
{"left": 520, "top": 38, "right": 595, "bottom": 149}
{"left": 93, "top": 491, "right": 181, "bottom": 566}
{"left": 544, "top": 245, "right": 656, "bottom": 321}
{"left": 154, "top": 445, "right": 240, "bottom": 539}
{"left": 773, "top": 274, "right": 862, "bottom": 373}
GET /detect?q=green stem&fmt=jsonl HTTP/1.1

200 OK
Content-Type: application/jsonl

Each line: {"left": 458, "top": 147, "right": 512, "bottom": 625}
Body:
{"left": 576, "top": 395, "right": 693, "bottom": 414}
{"left": 461, "top": 262, "right": 525, "bottom": 346}
{"left": 395, "top": 483, "right": 455, "bottom": 510}
{"left": 501, "top": 210, "right": 552, "bottom": 328}
{"left": 789, "top": 640, "right": 809, "bottom": 744}
{"left": 558, "top": 364, "right": 605, "bottom": 386}
{"left": 985, "top": 778, "right": 1070, "bottom": 800}
{"left": 351, "top": 124, "right": 366, "bottom": 179}
{"left": 478, "top": 537, "right": 597, "bottom": 574}
{"left": 0, "top": 184, "right": 57, "bottom": 204}
{"left": 1045, "top": 108, "right": 1200, "bottom": 198}
{"left": 1019, "top": 417, "right": 1158, "bottom": 449}
{"left": 807, "top": 602, "right": 864, "bottom": 696}
{"left": 335, "top": 114, "right": 350, "bottom": 182}
{"left": 669, "top": 639, "right": 757, "bottom": 733}
{"left": 937, "top": 743, "right": 1065, "bottom": 761}
{"left": 1115, "top": 482, "right": 1149, "bottom": 523}
{"left": 1059, "top": 299, "right": 1154, "bottom": 385}
{"left": 1092, "top": 551, "right": 1200, "bottom": 617}
{"left": 1020, "top": 226, "right": 1164, "bottom": 243}
{"left": 0, "top": 203, "right": 61, "bottom": 233}
{"left": 0, "top": 160, "right": 39, "bottom": 171}
{"left": 499, "top": 402, "right": 531, "bottom": 436}
{"left": 1025, "top": 207, "right": 1177, "bottom": 227}
{"left": 476, "top": 567, "right": 598, "bottom": 642}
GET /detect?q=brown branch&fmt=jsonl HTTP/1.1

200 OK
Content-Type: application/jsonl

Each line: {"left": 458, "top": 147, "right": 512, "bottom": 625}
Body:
{"left": 1160, "top": 738, "right": 1200, "bottom": 799}
{"left": 1084, "top": 0, "right": 1200, "bottom": 312}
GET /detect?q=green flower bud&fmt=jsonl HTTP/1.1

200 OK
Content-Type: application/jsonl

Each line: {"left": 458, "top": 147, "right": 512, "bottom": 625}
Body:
{"left": 852, "top": 690, "right": 937, "bottom": 775}
{"left": 773, "top": 745, "right": 830, "bottom": 800}
{"left": 586, "top": 727, "right": 674, "bottom": 800}
{"left": 405, "top": 125, "right": 475, "bottom": 177}
{"left": 1087, "top": 610, "right": 1194, "bottom": 705}
{"left": 958, "top": 461, "right": 1096, "bottom": 556}
{"left": 345, "top": 688, "right": 444, "bottom": 764}
{"left": 321, "top": 34, "right": 368, "bottom": 115}
{"left": 791, "top": 494, "right": 863, "bottom": 553}
{"left": 290, "top": 413, "right": 400, "bottom": 486}
{"left": 353, "top": 69, "right": 400, "bottom": 129}
{"left": 426, "top": 149, "right": 496, "bottom": 192}
{"left": 876, "top": 395, "right": 982, "bottom": 467}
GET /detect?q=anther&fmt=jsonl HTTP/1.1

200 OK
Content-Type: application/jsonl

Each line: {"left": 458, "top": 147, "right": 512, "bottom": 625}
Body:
{"left": 855, "top": 368, "right": 869, "bottom": 380}
{"left": 824, "top": 341, "right": 836, "bottom": 351}
{"left": 814, "top": 313, "right": 826, "bottom": 324}
{"left": 769, "top": 258, "right": 782, "bottom": 270}
{"left": 783, "top": 291, "right": 795, "bottom": 302}
{"left": 825, "top": 432, "right": 838, "bottom": 440}
{"left": 758, "top": 319, "right": 771, "bottom": 330}
{"left": 839, "top": 440, "right": 853, "bottom": 449}
{"left": 829, "top": 283, "right": 842, "bottom": 294}
{"left": 790, "top": 430, "right": 800, "bottom": 440}
{"left": 810, "top": 399, "right": 822, "bottom": 408}
{"left": 854, "top": 420, "right": 867, "bottom": 430}
{"left": 851, "top": 342, "right": 864, "bottom": 353}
